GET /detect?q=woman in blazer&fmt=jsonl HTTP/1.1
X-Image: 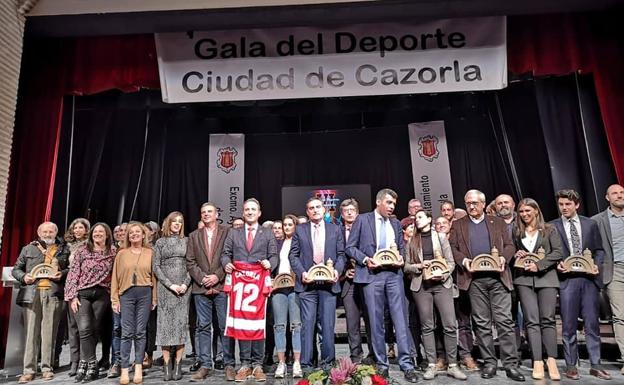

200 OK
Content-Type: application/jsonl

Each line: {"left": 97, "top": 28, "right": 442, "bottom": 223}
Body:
{"left": 404, "top": 210, "right": 465, "bottom": 381}
{"left": 512, "top": 198, "right": 563, "bottom": 380}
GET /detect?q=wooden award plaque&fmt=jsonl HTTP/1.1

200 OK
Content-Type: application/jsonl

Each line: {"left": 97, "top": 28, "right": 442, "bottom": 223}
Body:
{"left": 471, "top": 247, "right": 503, "bottom": 272}
{"left": 562, "top": 249, "right": 597, "bottom": 274}
{"left": 514, "top": 247, "right": 546, "bottom": 269}
{"left": 272, "top": 272, "right": 295, "bottom": 289}
{"left": 423, "top": 250, "right": 450, "bottom": 280}
{"left": 372, "top": 244, "right": 402, "bottom": 266}
{"left": 307, "top": 260, "right": 335, "bottom": 282}
{"left": 30, "top": 262, "right": 59, "bottom": 279}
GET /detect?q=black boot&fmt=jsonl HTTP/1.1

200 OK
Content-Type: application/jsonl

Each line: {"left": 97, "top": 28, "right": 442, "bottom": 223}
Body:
{"left": 172, "top": 359, "right": 183, "bottom": 381}
{"left": 82, "top": 360, "right": 99, "bottom": 383}
{"left": 163, "top": 360, "right": 172, "bottom": 381}
{"left": 75, "top": 360, "right": 88, "bottom": 382}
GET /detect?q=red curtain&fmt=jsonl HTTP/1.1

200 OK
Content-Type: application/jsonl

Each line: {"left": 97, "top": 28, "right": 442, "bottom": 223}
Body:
{"left": 508, "top": 13, "right": 624, "bottom": 183}
{"left": 1, "top": 13, "right": 623, "bottom": 363}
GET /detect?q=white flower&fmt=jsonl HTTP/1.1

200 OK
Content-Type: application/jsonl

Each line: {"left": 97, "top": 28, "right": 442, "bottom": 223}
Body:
{"left": 361, "top": 376, "right": 372, "bottom": 385}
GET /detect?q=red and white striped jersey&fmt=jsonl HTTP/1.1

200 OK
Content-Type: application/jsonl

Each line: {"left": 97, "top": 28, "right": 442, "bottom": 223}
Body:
{"left": 223, "top": 261, "right": 272, "bottom": 340}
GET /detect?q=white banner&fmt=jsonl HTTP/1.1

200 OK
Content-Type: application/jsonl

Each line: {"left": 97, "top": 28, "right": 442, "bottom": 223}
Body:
{"left": 408, "top": 121, "right": 454, "bottom": 218}
{"left": 155, "top": 16, "right": 506, "bottom": 103}
{"left": 209, "top": 134, "right": 245, "bottom": 225}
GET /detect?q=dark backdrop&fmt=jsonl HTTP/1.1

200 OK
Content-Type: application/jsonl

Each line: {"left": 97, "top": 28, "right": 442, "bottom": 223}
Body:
{"left": 50, "top": 74, "right": 615, "bottom": 232}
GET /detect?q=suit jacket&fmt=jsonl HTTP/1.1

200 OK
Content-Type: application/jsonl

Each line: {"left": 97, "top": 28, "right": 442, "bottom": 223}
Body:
{"left": 340, "top": 224, "right": 357, "bottom": 298}
{"left": 449, "top": 215, "right": 515, "bottom": 291}
{"left": 404, "top": 230, "right": 455, "bottom": 292}
{"left": 186, "top": 224, "right": 229, "bottom": 294}
{"left": 512, "top": 226, "right": 563, "bottom": 288}
{"left": 221, "top": 225, "right": 278, "bottom": 270}
{"left": 12, "top": 239, "right": 70, "bottom": 303}
{"left": 592, "top": 209, "right": 615, "bottom": 285}
{"left": 345, "top": 211, "right": 405, "bottom": 284}
{"left": 289, "top": 221, "right": 346, "bottom": 294}
{"left": 550, "top": 216, "right": 605, "bottom": 289}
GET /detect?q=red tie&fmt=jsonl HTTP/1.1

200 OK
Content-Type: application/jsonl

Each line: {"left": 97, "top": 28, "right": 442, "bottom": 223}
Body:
{"left": 246, "top": 227, "right": 254, "bottom": 252}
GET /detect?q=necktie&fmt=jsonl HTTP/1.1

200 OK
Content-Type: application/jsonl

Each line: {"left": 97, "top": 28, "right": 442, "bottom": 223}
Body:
{"left": 246, "top": 227, "right": 254, "bottom": 252}
{"left": 379, "top": 218, "right": 387, "bottom": 249}
{"left": 569, "top": 219, "right": 581, "bottom": 255}
{"left": 345, "top": 226, "right": 351, "bottom": 242}
{"left": 313, "top": 224, "right": 323, "bottom": 264}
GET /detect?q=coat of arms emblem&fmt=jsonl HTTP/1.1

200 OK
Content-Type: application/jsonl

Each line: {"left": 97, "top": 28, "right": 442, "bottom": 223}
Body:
{"left": 418, "top": 135, "right": 440, "bottom": 162}
{"left": 217, "top": 147, "right": 238, "bottom": 173}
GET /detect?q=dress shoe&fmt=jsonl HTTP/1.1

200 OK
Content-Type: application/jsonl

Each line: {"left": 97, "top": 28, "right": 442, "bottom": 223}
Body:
{"left": 546, "top": 357, "right": 560, "bottom": 381}
{"left": 18, "top": 374, "right": 34, "bottom": 384}
{"left": 481, "top": 365, "right": 497, "bottom": 379}
{"left": 186, "top": 352, "right": 196, "bottom": 359}
{"left": 460, "top": 356, "right": 479, "bottom": 371}
{"left": 404, "top": 369, "right": 420, "bottom": 383}
{"left": 505, "top": 367, "right": 526, "bottom": 382}
{"left": 225, "top": 366, "right": 236, "bottom": 381}
{"left": 98, "top": 358, "right": 111, "bottom": 371}
{"left": 362, "top": 355, "right": 376, "bottom": 365}
{"left": 69, "top": 362, "right": 79, "bottom": 377}
{"left": 234, "top": 366, "right": 252, "bottom": 382}
{"left": 252, "top": 366, "right": 267, "bottom": 382}
{"left": 589, "top": 368, "right": 612, "bottom": 380}
{"left": 387, "top": 344, "right": 396, "bottom": 360}
{"left": 214, "top": 359, "right": 225, "bottom": 370}
{"left": 565, "top": 367, "right": 580, "bottom": 380}
{"left": 153, "top": 356, "right": 164, "bottom": 367}
{"left": 108, "top": 364, "right": 121, "bottom": 379}
{"left": 189, "top": 359, "right": 201, "bottom": 372}
{"left": 142, "top": 355, "right": 152, "bottom": 369}
{"left": 190, "top": 367, "right": 211, "bottom": 381}
{"left": 42, "top": 371, "right": 54, "bottom": 381}
{"left": 378, "top": 368, "right": 389, "bottom": 378}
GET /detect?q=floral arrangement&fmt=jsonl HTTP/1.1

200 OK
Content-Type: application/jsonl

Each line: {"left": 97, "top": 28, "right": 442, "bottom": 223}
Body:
{"left": 295, "top": 358, "right": 388, "bottom": 385}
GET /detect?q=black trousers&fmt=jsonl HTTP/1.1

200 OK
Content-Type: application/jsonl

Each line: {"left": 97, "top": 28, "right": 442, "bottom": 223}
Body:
{"left": 468, "top": 277, "right": 519, "bottom": 368}
{"left": 75, "top": 286, "right": 110, "bottom": 362}
{"left": 517, "top": 285, "right": 558, "bottom": 361}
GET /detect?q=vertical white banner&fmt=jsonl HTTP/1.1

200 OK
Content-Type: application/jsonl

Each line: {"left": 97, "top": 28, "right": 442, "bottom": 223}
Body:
{"left": 408, "top": 121, "right": 454, "bottom": 218}
{"left": 209, "top": 134, "right": 245, "bottom": 225}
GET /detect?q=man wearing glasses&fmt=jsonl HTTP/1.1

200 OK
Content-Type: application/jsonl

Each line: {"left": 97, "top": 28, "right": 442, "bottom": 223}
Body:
{"left": 449, "top": 189, "right": 524, "bottom": 382}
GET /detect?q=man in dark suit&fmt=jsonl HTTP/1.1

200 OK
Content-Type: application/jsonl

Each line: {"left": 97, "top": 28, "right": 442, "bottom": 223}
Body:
{"left": 593, "top": 184, "right": 624, "bottom": 376}
{"left": 338, "top": 198, "right": 374, "bottom": 364}
{"left": 449, "top": 189, "right": 524, "bottom": 382}
{"left": 186, "top": 202, "right": 230, "bottom": 381}
{"left": 551, "top": 189, "right": 611, "bottom": 380}
{"left": 345, "top": 188, "right": 419, "bottom": 383}
{"left": 221, "top": 198, "right": 278, "bottom": 382}
{"left": 289, "top": 197, "right": 345, "bottom": 371}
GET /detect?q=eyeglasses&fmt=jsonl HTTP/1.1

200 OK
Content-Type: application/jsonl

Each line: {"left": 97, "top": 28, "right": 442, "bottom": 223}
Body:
{"left": 465, "top": 201, "right": 482, "bottom": 207}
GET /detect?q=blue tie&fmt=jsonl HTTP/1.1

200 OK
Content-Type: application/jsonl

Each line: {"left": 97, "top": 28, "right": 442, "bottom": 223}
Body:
{"left": 379, "top": 218, "right": 387, "bottom": 249}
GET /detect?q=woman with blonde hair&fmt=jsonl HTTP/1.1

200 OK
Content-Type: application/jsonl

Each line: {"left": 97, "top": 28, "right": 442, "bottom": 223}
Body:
{"left": 152, "top": 212, "right": 191, "bottom": 381}
{"left": 111, "top": 222, "right": 157, "bottom": 385}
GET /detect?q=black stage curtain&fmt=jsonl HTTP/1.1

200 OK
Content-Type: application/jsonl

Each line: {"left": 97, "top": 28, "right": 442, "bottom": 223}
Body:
{"left": 51, "top": 75, "right": 615, "bottom": 231}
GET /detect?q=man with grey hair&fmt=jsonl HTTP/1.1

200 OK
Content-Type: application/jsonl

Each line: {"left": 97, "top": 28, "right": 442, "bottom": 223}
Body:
{"left": 494, "top": 194, "right": 516, "bottom": 235}
{"left": 449, "top": 190, "right": 524, "bottom": 381}
{"left": 12, "top": 222, "right": 69, "bottom": 383}
{"left": 593, "top": 183, "right": 624, "bottom": 375}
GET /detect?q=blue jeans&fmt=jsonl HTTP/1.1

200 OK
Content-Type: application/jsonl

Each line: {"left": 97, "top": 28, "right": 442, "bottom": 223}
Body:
{"left": 194, "top": 292, "right": 227, "bottom": 370}
{"left": 272, "top": 290, "right": 301, "bottom": 354}
{"left": 111, "top": 311, "right": 121, "bottom": 365}
{"left": 120, "top": 286, "right": 152, "bottom": 368}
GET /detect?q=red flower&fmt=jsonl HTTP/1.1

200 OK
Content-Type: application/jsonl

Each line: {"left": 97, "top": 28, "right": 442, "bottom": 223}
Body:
{"left": 295, "top": 380, "right": 310, "bottom": 385}
{"left": 371, "top": 374, "right": 387, "bottom": 385}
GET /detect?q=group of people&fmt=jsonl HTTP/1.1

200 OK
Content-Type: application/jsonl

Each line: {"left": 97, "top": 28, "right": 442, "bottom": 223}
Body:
{"left": 10, "top": 183, "right": 624, "bottom": 384}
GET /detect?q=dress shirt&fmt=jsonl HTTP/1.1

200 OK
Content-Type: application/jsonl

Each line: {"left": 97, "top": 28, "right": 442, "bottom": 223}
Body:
{"left": 521, "top": 231, "right": 538, "bottom": 252}
{"left": 608, "top": 208, "right": 624, "bottom": 262}
{"left": 469, "top": 213, "right": 486, "bottom": 224}
{"left": 311, "top": 220, "right": 326, "bottom": 263}
{"left": 374, "top": 210, "right": 396, "bottom": 251}
{"left": 562, "top": 214, "right": 582, "bottom": 254}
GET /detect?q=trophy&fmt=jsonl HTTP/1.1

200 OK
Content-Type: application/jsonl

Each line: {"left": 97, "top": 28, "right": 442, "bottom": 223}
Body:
{"left": 562, "top": 248, "right": 597, "bottom": 274}
{"left": 306, "top": 259, "right": 335, "bottom": 282}
{"left": 30, "top": 258, "right": 59, "bottom": 279}
{"left": 372, "top": 244, "right": 402, "bottom": 266}
{"left": 470, "top": 246, "right": 503, "bottom": 272}
{"left": 423, "top": 250, "right": 450, "bottom": 280}
{"left": 514, "top": 247, "right": 546, "bottom": 269}
{"left": 272, "top": 272, "right": 295, "bottom": 289}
